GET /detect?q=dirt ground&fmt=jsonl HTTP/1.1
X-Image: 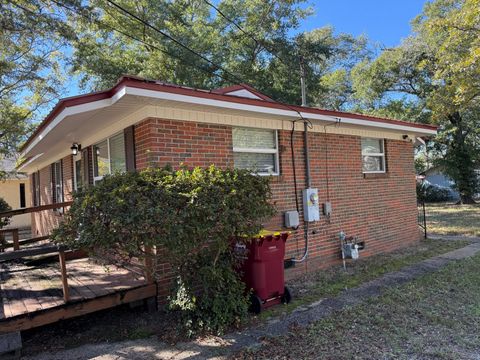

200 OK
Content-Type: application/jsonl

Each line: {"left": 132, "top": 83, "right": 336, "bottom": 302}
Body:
{"left": 20, "top": 238, "right": 468, "bottom": 358}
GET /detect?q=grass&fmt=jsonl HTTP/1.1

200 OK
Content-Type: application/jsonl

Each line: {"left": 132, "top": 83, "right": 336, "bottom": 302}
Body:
{"left": 21, "top": 239, "right": 469, "bottom": 356}
{"left": 257, "top": 238, "right": 469, "bottom": 320}
{"left": 237, "top": 252, "right": 480, "bottom": 359}
{"left": 426, "top": 203, "right": 480, "bottom": 236}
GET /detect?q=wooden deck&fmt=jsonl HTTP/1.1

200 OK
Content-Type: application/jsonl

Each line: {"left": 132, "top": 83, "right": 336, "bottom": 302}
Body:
{"left": 0, "top": 258, "right": 157, "bottom": 333}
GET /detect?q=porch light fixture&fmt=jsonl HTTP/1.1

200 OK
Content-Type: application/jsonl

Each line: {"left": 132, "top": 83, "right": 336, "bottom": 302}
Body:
{"left": 71, "top": 143, "right": 81, "bottom": 156}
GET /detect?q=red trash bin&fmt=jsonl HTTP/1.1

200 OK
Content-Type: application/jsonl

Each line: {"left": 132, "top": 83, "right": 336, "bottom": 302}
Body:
{"left": 238, "top": 231, "right": 292, "bottom": 313}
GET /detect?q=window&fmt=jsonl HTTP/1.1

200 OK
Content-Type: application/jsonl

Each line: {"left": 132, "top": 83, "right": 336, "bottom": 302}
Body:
{"left": 32, "top": 171, "right": 40, "bottom": 207}
{"left": 73, "top": 158, "right": 83, "bottom": 191}
{"left": 232, "top": 127, "right": 279, "bottom": 175}
{"left": 361, "top": 138, "right": 386, "bottom": 173}
{"left": 52, "top": 161, "right": 63, "bottom": 204}
{"left": 19, "top": 183, "right": 26, "bottom": 208}
{"left": 93, "top": 132, "right": 126, "bottom": 183}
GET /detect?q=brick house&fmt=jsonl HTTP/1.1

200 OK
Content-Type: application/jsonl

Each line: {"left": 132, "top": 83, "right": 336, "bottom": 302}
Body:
{"left": 19, "top": 76, "right": 437, "bottom": 301}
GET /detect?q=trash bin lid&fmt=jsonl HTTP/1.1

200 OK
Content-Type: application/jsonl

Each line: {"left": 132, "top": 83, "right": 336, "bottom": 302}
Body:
{"left": 255, "top": 229, "right": 291, "bottom": 241}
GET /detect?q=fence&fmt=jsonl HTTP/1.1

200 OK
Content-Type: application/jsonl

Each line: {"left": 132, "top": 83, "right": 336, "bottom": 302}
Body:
{"left": 417, "top": 200, "right": 427, "bottom": 239}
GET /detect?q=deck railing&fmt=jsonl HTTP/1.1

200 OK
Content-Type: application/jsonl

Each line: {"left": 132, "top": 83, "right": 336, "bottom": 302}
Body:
{"left": 0, "top": 201, "right": 73, "bottom": 302}
{"left": 0, "top": 201, "right": 155, "bottom": 304}
{"left": 0, "top": 201, "right": 72, "bottom": 252}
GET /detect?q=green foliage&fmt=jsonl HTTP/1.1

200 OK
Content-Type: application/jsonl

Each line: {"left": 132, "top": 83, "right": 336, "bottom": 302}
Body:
{"left": 0, "top": 0, "right": 81, "bottom": 172}
{"left": 416, "top": 181, "right": 453, "bottom": 203}
{"left": 53, "top": 166, "right": 275, "bottom": 334}
{"left": 70, "top": 1, "right": 370, "bottom": 105}
{"left": 169, "top": 261, "right": 250, "bottom": 336}
{"left": 351, "top": 0, "right": 480, "bottom": 203}
{"left": 414, "top": 156, "right": 427, "bottom": 175}
{"left": 0, "top": 197, "right": 12, "bottom": 228}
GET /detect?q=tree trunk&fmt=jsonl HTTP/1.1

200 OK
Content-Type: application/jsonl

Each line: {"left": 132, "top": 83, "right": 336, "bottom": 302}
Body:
{"left": 447, "top": 112, "right": 477, "bottom": 205}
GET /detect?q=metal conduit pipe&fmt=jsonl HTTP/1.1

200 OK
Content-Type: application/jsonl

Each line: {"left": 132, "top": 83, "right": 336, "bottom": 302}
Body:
{"left": 292, "top": 119, "right": 311, "bottom": 263}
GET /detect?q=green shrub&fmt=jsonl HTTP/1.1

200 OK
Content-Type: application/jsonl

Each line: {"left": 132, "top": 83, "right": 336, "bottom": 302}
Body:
{"left": 52, "top": 166, "right": 275, "bottom": 335}
{"left": 0, "top": 197, "right": 12, "bottom": 228}
{"left": 416, "top": 181, "right": 454, "bottom": 202}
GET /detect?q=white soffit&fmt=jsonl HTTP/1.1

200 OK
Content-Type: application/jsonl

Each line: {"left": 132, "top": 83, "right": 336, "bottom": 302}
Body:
{"left": 21, "top": 87, "right": 128, "bottom": 156}
{"left": 126, "top": 87, "right": 437, "bottom": 136}
{"left": 23, "top": 85, "right": 436, "bottom": 160}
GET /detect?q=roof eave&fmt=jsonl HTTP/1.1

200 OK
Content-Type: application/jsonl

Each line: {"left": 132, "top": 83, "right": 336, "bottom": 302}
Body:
{"left": 21, "top": 77, "right": 438, "bottom": 157}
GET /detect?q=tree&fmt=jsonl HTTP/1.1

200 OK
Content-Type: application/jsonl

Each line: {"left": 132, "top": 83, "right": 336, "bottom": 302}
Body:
{"left": 69, "top": 1, "right": 370, "bottom": 105}
{"left": 351, "top": 0, "right": 480, "bottom": 203}
{"left": 416, "top": 0, "right": 480, "bottom": 203}
{"left": 0, "top": 197, "right": 12, "bottom": 228}
{"left": 70, "top": 0, "right": 308, "bottom": 92}
{"left": 0, "top": 0, "right": 80, "bottom": 177}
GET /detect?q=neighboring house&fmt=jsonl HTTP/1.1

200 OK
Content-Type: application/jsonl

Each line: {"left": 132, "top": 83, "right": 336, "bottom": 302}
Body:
{"left": 18, "top": 76, "right": 437, "bottom": 303}
{"left": 0, "top": 157, "right": 31, "bottom": 229}
{"left": 423, "top": 165, "right": 480, "bottom": 199}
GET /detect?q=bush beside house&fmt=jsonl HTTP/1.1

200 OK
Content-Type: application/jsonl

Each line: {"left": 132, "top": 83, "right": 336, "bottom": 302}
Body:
{"left": 52, "top": 166, "right": 275, "bottom": 334}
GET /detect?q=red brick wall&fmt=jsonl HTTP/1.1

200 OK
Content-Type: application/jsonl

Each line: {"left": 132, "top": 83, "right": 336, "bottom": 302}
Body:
{"left": 135, "top": 118, "right": 234, "bottom": 169}
{"left": 134, "top": 118, "right": 236, "bottom": 300}
{"left": 134, "top": 118, "right": 421, "bottom": 303}
{"left": 28, "top": 118, "right": 420, "bottom": 305}
{"left": 271, "top": 131, "right": 420, "bottom": 278}
{"left": 31, "top": 155, "right": 74, "bottom": 236}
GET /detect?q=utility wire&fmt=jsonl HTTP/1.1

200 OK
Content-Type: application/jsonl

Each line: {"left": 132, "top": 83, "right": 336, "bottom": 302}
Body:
{"left": 202, "top": 0, "right": 301, "bottom": 75}
{"left": 48, "top": 0, "right": 240, "bottom": 85}
{"left": 48, "top": 0, "right": 310, "bottom": 119}
{"left": 104, "top": 0, "right": 246, "bottom": 85}
{"left": 104, "top": 0, "right": 310, "bottom": 120}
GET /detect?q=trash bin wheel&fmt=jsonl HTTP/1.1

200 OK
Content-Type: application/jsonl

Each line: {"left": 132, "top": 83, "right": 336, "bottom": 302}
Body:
{"left": 249, "top": 294, "right": 263, "bottom": 314}
{"left": 281, "top": 286, "right": 292, "bottom": 304}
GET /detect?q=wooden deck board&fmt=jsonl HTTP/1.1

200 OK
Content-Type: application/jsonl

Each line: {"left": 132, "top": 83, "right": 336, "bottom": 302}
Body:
{"left": 0, "top": 258, "right": 152, "bottom": 331}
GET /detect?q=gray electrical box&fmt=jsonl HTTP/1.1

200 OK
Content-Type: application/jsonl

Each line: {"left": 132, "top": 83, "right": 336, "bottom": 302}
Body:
{"left": 303, "top": 188, "right": 320, "bottom": 222}
{"left": 284, "top": 210, "right": 299, "bottom": 229}
{"left": 323, "top": 202, "right": 332, "bottom": 217}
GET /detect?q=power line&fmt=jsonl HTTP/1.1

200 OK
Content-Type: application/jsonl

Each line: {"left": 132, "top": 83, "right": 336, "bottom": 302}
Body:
{"left": 104, "top": 0, "right": 246, "bottom": 85}
{"left": 104, "top": 0, "right": 309, "bottom": 118}
{"left": 202, "top": 0, "right": 300, "bottom": 74}
{"left": 47, "top": 0, "right": 238, "bottom": 85}
{"left": 45, "top": 0, "right": 309, "bottom": 118}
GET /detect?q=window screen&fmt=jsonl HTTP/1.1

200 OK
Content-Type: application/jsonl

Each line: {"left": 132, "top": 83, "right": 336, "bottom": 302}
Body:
{"left": 232, "top": 127, "right": 279, "bottom": 175}
{"left": 361, "top": 138, "right": 386, "bottom": 173}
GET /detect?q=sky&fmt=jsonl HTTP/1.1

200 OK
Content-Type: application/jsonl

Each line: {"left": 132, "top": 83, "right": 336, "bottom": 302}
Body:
{"left": 62, "top": 0, "right": 428, "bottom": 99}
{"left": 299, "top": 0, "right": 427, "bottom": 47}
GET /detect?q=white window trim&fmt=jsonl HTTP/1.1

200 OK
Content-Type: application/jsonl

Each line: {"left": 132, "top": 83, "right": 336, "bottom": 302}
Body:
{"left": 361, "top": 138, "right": 386, "bottom": 174}
{"left": 52, "top": 161, "right": 64, "bottom": 214}
{"left": 233, "top": 128, "right": 280, "bottom": 176}
{"left": 73, "top": 157, "right": 82, "bottom": 191}
{"left": 53, "top": 161, "right": 64, "bottom": 203}
{"left": 93, "top": 136, "right": 114, "bottom": 184}
{"left": 92, "top": 131, "right": 127, "bottom": 184}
